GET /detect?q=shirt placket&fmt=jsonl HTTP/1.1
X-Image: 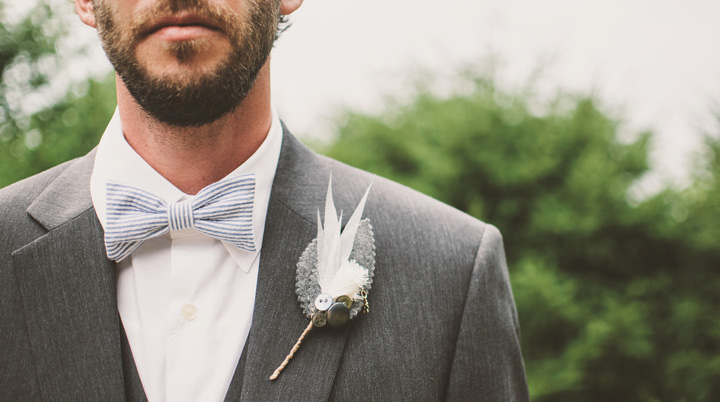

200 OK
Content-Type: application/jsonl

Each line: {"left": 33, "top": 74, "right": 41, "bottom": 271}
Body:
{"left": 167, "top": 231, "right": 203, "bottom": 402}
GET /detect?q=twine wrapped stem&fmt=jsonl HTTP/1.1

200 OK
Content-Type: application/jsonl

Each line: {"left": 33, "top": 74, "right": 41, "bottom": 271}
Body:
{"left": 269, "top": 321, "right": 314, "bottom": 380}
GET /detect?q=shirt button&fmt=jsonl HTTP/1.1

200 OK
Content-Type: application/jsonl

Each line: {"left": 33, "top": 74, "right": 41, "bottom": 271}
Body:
{"left": 181, "top": 304, "right": 198, "bottom": 321}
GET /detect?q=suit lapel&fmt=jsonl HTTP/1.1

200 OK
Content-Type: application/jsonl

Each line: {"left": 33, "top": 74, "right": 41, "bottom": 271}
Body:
{"left": 12, "top": 152, "right": 126, "bottom": 401}
{"left": 236, "top": 131, "right": 352, "bottom": 401}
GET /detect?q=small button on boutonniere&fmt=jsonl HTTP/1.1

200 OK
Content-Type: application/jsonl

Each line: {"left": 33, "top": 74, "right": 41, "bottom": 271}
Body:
{"left": 270, "top": 176, "right": 375, "bottom": 380}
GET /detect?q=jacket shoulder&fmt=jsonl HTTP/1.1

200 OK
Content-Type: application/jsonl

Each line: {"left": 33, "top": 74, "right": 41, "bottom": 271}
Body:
{"left": 0, "top": 159, "right": 81, "bottom": 253}
{"left": 0, "top": 159, "right": 77, "bottom": 211}
{"left": 321, "top": 154, "right": 489, "bottom": 243}
{"left": 274, "top": 132, "right": 488, "bottom": 243}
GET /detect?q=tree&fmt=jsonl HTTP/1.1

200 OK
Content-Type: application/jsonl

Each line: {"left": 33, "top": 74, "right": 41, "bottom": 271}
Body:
{"left": 323, "top": 70, "right": 720, "bottom": 400}
{"left": 0, "top": 1, "right": 116, "bottom": 188}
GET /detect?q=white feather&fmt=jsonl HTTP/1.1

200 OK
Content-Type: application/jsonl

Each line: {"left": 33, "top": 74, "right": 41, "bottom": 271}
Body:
{"left": 340, "top": 182, "right": 373, "bottom": 263}
{"left": 325, "top": 260, "right": 370, "bottom": 300}
{"left": 316, "top": 176, "right": 373, "bottom": 297}
{"left": 317, "top": 177, "right": 338, "bottom": 290}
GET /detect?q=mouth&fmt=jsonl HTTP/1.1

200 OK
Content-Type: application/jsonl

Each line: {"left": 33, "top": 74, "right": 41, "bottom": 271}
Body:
{"left": 144, "top": 12, "right": 222, "bottom": 40}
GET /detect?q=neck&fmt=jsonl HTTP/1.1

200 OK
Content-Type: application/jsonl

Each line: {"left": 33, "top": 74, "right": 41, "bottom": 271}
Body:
{"left": 116, "top": 63, "right": 272, "bottom": 195}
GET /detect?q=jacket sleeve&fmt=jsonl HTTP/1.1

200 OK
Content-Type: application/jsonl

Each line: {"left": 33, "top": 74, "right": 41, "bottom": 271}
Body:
{"left": 445, "top": 224, "right": 530, "bottom": 401}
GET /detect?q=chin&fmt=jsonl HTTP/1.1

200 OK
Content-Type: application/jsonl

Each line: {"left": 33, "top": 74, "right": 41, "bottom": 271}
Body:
{"left": 139, "top": 49, "right": 227, "bottom": 79}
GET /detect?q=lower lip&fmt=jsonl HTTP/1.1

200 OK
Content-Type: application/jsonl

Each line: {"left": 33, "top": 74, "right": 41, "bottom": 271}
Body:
{"left": 153, "top": 25, "right": 216, "bottom": 41}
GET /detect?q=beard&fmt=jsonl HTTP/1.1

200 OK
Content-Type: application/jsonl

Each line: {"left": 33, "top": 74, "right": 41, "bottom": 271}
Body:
{"left": 93, "top": 0, "right": 280, "bottom": 127}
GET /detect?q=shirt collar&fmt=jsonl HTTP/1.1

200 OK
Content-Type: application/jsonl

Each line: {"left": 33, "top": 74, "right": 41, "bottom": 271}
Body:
{"left": 90, "top": 107, "right": 283, "bottom": 272}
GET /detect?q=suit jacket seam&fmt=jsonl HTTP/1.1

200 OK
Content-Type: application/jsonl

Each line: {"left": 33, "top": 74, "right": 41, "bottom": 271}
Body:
{"left": 441, "top": 222, "right": 488, "bottom": 400}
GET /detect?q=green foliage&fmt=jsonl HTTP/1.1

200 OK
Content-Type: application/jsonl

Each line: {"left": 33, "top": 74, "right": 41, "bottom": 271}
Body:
{"left": 0, "top": 2, "right": 116, "bottom": 188}
{"left": 0, "top": 74, "right": 116, "bottom": 187}
{"left": 0, "top": 3, "right": 60, "bottom": 97}
{"left": 324, "top": 72, "right": 720, "bottom": 400}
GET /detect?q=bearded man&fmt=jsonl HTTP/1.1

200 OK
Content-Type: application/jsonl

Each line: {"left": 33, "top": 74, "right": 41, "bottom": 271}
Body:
{"left": 0, "top": 0, "right": 529, "bottom": 400}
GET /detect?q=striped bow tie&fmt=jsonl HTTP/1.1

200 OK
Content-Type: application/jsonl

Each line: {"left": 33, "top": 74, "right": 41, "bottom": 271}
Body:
{"left": 104, "top": 174, "right": 256, "bottom": 261}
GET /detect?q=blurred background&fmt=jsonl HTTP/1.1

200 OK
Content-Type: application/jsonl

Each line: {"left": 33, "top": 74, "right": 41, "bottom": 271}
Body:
{"left": 2, "top": 0, "right": 719, "bottom": 400}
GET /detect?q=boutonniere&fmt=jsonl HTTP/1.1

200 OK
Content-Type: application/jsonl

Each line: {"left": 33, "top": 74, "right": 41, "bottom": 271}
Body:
{"left": 270, "top": 177, "right": 375, "bottom": 380}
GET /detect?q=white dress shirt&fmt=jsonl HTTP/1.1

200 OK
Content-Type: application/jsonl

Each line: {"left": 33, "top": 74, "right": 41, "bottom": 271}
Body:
{"left": 90, "top": 108, "right": 283, "bottom": 402}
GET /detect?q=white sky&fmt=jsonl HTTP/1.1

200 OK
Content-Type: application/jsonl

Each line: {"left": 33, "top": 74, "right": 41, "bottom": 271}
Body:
{"left": 270, "top": 0, "right": 720, "bottom": 186}
{"left": 9, "top": 0, "right": 720, "bottom": 185}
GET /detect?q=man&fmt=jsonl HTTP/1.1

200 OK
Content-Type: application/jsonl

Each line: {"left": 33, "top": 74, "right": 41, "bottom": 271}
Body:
{"left": 0, "top": 0, "right": 529, "bottom": 400}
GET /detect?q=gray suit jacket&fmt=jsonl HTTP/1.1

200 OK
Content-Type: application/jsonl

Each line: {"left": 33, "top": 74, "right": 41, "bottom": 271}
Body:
{"left": 0, "top": 128, "right": 529, "bottom": 401}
